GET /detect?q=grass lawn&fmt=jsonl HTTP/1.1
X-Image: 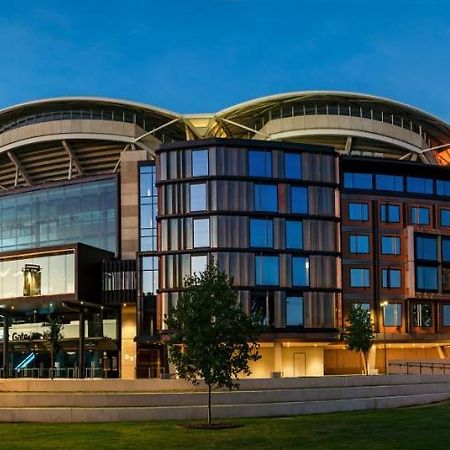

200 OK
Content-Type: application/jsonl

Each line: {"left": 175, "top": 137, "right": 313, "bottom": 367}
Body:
{"left": 0, "top": 402, "right": 449, "bottom": 450}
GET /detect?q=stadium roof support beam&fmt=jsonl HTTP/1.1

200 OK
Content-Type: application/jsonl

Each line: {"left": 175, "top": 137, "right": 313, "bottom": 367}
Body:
{"left": 62, "top": 140, "right": 84, "bottom": 178}
{"left": 134, "top": 118, "right": 180, "bottom": 143}
{"left": 6, "top": 150, "right": 31, "bottom": 186}
{"left": 218, "top": 118, "right": 271, "bottom": 139}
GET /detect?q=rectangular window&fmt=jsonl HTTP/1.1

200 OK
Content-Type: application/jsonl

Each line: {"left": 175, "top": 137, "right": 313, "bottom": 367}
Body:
{"left": 352, "top": 303, "right": 370, "bottom": 312}
{"left": 255, "top": 255, "right": 279, "bottom": 285}
{"left": 190, "top": 183, "right": 207, "bottom": 211}
{"left": 442, "top": 238, "right": 450, "bottom": 262}
{"left": 142, "top": 256, "right": 158, "bottom": 295}
{"left": 437, "top": 180, "right": 450, "bottom": 197}
{"left": 416, "top": 266, "right": 438, "bottom": 291}
{"left": 250, "top": 218, "right": 273, "bottom": 248}
{"left": 192, "top": 149, "right": 208, "bottom": 177}
{"left": 343, "top": 173, "right": 372, "bottom": 189}
{"left": 413, "top": 303, "right": 432, "bottom": 327}
{"left": 375, "top": 174, "right": 404, "bottom": 192}
{"left": 286, "top": 220, "right": 303, "bottom": 249}
{"left": 415, "top": 235, "right": 437, "bottom": 261}
{"left": 251, "top": 292, "right": 274, "bottom": 327}
{"left": 384, "top": 304, "right": 401, "bottom": 326}
{"left": 291, "top": 186, "right": 308, "bottom": 214}
{"left": 380, "top": 204, "right": 400, "bottom": 223}
{"left": 191, "top": 255, "right": 207, "bottom": 275}
{"left": 443, "top": 305, "right": 450, "bottom": 326}
{"left": 249, "top": 150, "right": 272, "bottom": 177}
{"left": 442, "top": 267, "right": 450, "bottom": 292}
{"left": 350, "top": 268, "right": 370, "bottom": 288}
{"left": 286, "top": 296, "right": 304, "bottom": 327}
{"left": 382, "top": 268, "right": 401, "bottom": 288}
{"left": 348, "top": 202, "right": 369, "bottom": 221}
{"left": 411, "top": 207, "right": 430, "bottom": 225}
{"left": 284, "top": 153, "right": 302, "bottom": 179}
{"left": 292, "top": 256, "right": 309, "bottom": 287}
{"left": 441, "top": 209, "right": 450, "bottom": 227}
{"left": 193, "top": 218, "right": 210, "bottom": 248}
{"left": 349, "top": 235, "right": 370, "bottom": 254}
{"left": 254, "top": 184, "right": 278, "bottom": 212}
{"left": 406, "top": 177, "right": 433, "bottom": 194}
{"left": 381, "top": 236, "right": 401, "bottom": 255}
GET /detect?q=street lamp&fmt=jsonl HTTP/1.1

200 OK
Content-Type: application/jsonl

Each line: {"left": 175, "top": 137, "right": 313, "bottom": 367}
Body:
{"left": 380, "top": 301, "right": 389, "bottom": 375}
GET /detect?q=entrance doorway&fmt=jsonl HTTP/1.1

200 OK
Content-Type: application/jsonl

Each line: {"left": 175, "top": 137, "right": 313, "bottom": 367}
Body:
{"left": 293, "top": 352, "right": 306, "bottom": 377}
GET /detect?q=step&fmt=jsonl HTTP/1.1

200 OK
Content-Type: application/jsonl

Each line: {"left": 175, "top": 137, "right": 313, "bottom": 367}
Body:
{"left": 0, "top": 392, "right": 447, "bottom": 423}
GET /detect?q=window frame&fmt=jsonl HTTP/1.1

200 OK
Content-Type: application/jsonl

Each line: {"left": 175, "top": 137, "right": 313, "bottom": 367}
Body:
{"left": 349, "top": 268, "right": 370, "bottom": 288}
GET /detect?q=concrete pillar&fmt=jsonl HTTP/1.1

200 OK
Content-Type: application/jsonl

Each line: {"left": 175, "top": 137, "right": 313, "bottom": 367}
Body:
{"left": 121, "top": 304, "right": 137, "bottom": 379}
{"left": 78, "top": 309, "right": 85, "bottom": 379}
{"left": 2, "top": 316, "right": 9, "bottom": 378}
{"left": 273, "top": 342, "right": 283, "bottom": 376}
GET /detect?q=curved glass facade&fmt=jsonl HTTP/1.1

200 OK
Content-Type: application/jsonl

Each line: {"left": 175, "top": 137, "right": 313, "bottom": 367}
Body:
{"left": 0, "top": 177, "right": 117, "bottom": 254}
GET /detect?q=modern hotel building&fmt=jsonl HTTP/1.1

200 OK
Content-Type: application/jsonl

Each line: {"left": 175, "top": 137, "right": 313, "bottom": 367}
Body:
{"left": 0, "top": 91, "right": 449, "bottom": 378}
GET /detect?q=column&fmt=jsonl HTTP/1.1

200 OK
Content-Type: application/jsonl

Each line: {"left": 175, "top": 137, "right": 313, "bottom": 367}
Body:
{"left": 78, "top": 309, "right": 85, "bottom": 379}
{"left": 2, "top": 316, "right": 9, "bottom": 378}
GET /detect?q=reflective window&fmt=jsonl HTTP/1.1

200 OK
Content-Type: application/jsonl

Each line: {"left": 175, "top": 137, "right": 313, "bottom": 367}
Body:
{"left": 382, "top": 268, "right": 401, "bottom": 288}
{"left": 413, "top": 303, "right": 432, "bottom": 327}
{"left": 0, "top": 252, "right": 75, "bottom": 299}
{"left": 411, "top": 207, "right": 430, "bottom": 225}
{"left": 343, "top": 173, "right": 372, "bottom": 189}
{"left": 415, "top": 235, "right": 437, "bottom": 261}
{"left": 192, "top": 149, "right": 209, "bottom": 177}
{"left": 416, "top": 266, "right": 438, "bottom": 291}
{"left": 348, "top": 202, "right": 369, "bottom": 221}
{"left": 437, "top": 180, "right": 450, "bottom": 197}
{"left": 443, "top": 305, "right": 450, "bottom": 326}
{"left": 193, "top": 218, "right": 210, "bottom": 248}
{"left": 291, "top": 186, "right": 308, "bottom": 214}
{"left": 141, "top": 256, "right": 158, "bottom": 295}
{"left": 349, "top": 235, "right": 370, "bottom": 254}
{"left": 286, "top": 220, "right": 303, "bottom": 249}
{"left": 255, "top": 255, "right": 279, "bottom": 285}
{"left": 350, "top": 268, "right": 370, "bottom": 287}
{"left": 441, "top": 209, "right": 450, "bottom": 227}
{"left": 0, "top": 178, "right": 117, "bottom": 254}
{"left": 375, "top": 174, "right": 404, "bottom": 192}
{"left": 191, "top": 255, "right": 207, "bottom": 275}
{"left": 286, "top": 296, "right": 304, "bottom": 326}
{"left": 380, "top": 204, "right": 400, "bottom": 223}
{"left": 249, "top": 150, "right": 272, "bottom": 177}
{"left": 442, "top": 267, "right": 450, "bottom": 292}
{"left": 250, "top": 218, "right": 273, "bottom": 248}
{"left": 383, "top": 304, "right": 401, "bottom": 326}
{"left": 381, "top": 236, "right": 401, "bottom": 255}
{"left": 292, "top": 256, "right": 309, "bottom": 287}
{"left": 284, "top": 153, "right": 302, "bottom": 179}
{"left": 442, "top": 238, "right": 450, "bottom": 262}
{"left": 140, "top": 166, "right": 157, "bottom": 252}
{"left": 251, "top": 291, "right": 274, "bottom": 327}
{"left": 407, "top": 177, "right": 433, "bottom": 194}
{"left": 190, "top": 183, "right": 207, "bottom": 211}
{"left": 254, "top": 184, "right": 278, "bottom": 212}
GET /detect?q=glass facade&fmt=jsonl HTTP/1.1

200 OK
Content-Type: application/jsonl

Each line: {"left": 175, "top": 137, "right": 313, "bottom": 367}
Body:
{"left": 254, "top": 184, "right": 277, "bottom": 212}
{"left": 348, "top": 202, "right": 368, "bottom": 221}
{"left": 140, "top": 166, "right": 157, "bottom": 252}
{"left": 416, "top": 266, "right": 438, "bottom": 291}
{"left": 407, "top": 177, "right": 433, "bottom": 194}
{"left": 292, "top": 256, "right": 309, "bottom": 287}
{"left": 437, "top": 180, "right": 450, "bottom": 197}
{"left": 0, "top": 252, "right": 74, "bottom": 299}
{"left": 343, "top": 173, "right": 372, "bottom": 189}
{"left": 249, "top": 150, "right": 272, "bottom": 177}
{"left": 192, "top": 149, "right": 209, "bottom": 177}
{"left": 375, "top": 174, "right": 403, "bottom": 192}
{"left": 250, "top": 218, "right": 273, "bottom": 248}
{"left": 286, "top": 220, "right": 303, "bottom": 249}
{"left": 284, "top": 153, "right": 302, "bottom": 179}
{"left": 0, "top": 178, "right": 117, "bottom": 254}
{"left": 193, "top": 218, "right": 210, "bottom": 248}
{"left": 190, "top": 183, "right": 207, "bottom": 211}
{"left": 255, "top": 255, "right": 279, "bottom": 285}
{"left": 291, "top": 186, "right": 308, "bottom": 214}
{"left": 141, "top": 256, "right": 158, "bottom": 295}
{"left": 286, "top": 296, "right": 303, "bottom": 326}
{"left": 415, "top": 235, "right": 437, "bottom": 260}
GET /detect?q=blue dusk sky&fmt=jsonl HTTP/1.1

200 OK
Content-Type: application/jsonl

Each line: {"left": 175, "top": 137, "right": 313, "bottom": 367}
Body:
{"left": 0, "top": 0, "right": 448, "bottom": 120}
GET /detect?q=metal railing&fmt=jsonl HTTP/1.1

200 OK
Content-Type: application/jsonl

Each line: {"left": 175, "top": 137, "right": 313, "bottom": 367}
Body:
{"left": 0, "top": 367, "right": 118, "bottom": 379}
{"left": 389, "top": 361, "right": 450, "bottom": 375}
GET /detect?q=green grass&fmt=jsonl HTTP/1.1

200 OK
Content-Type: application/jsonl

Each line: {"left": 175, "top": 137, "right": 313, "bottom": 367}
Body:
{"left": 0, "top": 402, "right": 449, "bottom": 450}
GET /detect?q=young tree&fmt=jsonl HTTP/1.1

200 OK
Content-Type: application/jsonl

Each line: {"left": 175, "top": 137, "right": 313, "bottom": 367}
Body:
{"left": 43, "top": 316, "right": 64, "bottom": 380}
{"left": 342, "top": 305, "right": 374, "bottom": 375}
{"left": 165, "top": 261, "right": 262, "bottom": 425}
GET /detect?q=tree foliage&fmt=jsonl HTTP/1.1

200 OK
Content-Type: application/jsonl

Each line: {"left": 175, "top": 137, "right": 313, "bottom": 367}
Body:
{"left": 43, "top": 316, "right": 64, "bottom": 379}
{"left": 165, "top": 261, "right": 262, "bottom": 423}
{"left": 341, "top": 305, "right": 374, "bottom": 375}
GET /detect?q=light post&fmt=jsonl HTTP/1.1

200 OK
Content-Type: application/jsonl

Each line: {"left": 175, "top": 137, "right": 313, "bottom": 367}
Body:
{"left": 380, "top": 301, "right": 388, "bottom": 374}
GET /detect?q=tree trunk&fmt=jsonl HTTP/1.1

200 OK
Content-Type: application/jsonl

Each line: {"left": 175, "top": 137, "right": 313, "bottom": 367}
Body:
{"left": 361, "top": 351, "right": 368, "bottom": 375}
{"left": 51, "top": 351, "right": 54, "bottom": 380}
{"left": 207, "top": 384, "right": 212, "bottom": 425}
